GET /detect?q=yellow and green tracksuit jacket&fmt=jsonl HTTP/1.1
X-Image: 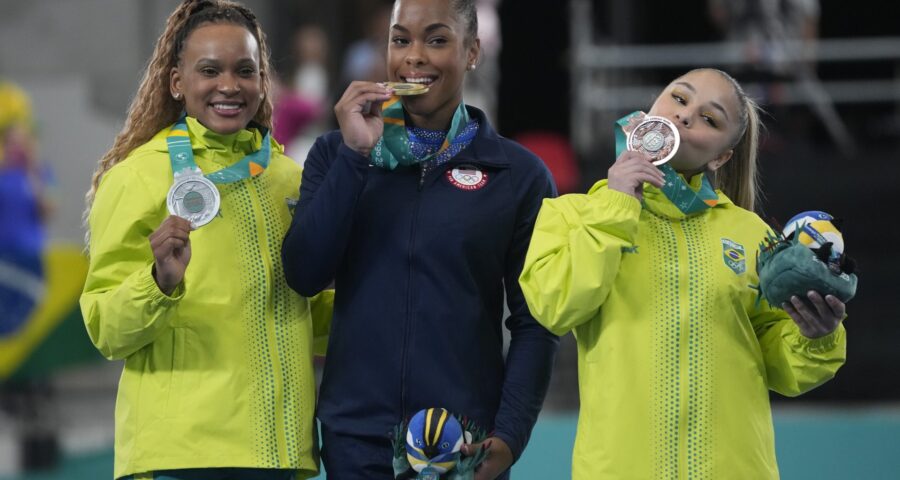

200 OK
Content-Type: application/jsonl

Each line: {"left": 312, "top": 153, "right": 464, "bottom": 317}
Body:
{"left": 81, "top": 117, "right": 332, "bottom": 479}
{"left": 519, "top": 177, "right": 846, "bottom": 480}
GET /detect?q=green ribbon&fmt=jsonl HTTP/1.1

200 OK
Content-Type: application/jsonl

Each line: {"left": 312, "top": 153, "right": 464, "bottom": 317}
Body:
{"left": 370, "top": 98, "right": 471, "bottom": 170}
{"left": 615, "top": 111, "right": 718, "bottom": 215}
{"left": 166, "top": 115, "right": 271, "bottom": 183}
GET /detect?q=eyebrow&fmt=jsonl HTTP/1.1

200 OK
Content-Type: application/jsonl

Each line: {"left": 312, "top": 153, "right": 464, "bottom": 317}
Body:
{"left": 674, "top": 81, "right": 696, "bottom": 93}
{"left": 390, "top": 23, "right": 453, "bottom": 33}
{"left": 196, "top": 57, "right": 256, "bottom": 64}
{"left": 674, "top": 81, "right": 730, "bottom": 121}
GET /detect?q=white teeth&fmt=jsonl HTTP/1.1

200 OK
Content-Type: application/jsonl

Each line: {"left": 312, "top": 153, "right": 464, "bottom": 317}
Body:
{"left": 404, "top": 77, "right": 434, "bottom": 84}
{"left": 213, "top": 104, "right": 240, "bottom": 110}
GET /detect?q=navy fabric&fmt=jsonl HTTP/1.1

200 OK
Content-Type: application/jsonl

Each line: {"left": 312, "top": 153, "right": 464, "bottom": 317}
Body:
{"left": 282, "top": 106, "right": 558, "bottom": 476}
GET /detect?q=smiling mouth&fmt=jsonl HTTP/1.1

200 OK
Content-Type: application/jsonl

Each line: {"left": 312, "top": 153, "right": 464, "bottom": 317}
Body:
{"left": 210, "top": 103, "right": 245, "bottom": 115}
{"left": 401, "top": 75, "right": 436, "bottom": 87}
{"left": 212, "top": 103, "right": 242, "bottom": 109}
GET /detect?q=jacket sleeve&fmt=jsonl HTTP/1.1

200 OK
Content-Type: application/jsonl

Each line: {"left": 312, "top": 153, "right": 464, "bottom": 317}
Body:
{"left": 751, "top": 301, "right": 847, "bottom": 397}
{"left": 493, "top": 164, "right": 559, "bottom": 462}
{"left": 80, "top": 164, "right": 184, "bottom": 360}
{"left": 518, "top": 183, "right": 641, "bottom": 336}
{"left": 309, "top": 288, "right": 334, "bottom": 356}
{"left": 281, "top": 136, "right": 370, "bottom": 296}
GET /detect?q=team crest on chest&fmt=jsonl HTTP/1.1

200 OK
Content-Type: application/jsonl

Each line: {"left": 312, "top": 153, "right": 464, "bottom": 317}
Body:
{"left": 721, "top": 238, "right": 746, "bottom": 274}
{"left": 446, "top": 164, "right": 488, "bottom": 190}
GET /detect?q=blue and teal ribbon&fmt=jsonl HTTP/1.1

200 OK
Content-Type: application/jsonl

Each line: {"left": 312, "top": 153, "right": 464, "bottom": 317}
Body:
{"left": 166, "top": 115, "right": 271, "bottom": 182}
{"left": 615, "top": 111, "right": 718, "bottom": 215}
{"left": 370, "top": 99, "right": 476, "bottom": 170}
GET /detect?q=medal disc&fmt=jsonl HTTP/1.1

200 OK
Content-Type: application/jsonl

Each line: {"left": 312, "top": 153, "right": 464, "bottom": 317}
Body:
{"left": 166, "top": 173, "right": 220, "bottom": 229}
{"left": 384, "top": 82, "right": 429, "bottom": 96}
{"left": 626, "top": 115, "right": 680, "bottom": 165}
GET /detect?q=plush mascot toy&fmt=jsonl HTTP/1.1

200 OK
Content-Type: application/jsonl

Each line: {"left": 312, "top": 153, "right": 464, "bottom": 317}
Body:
{"left": 757, "top": 211, "right": 858, "bottom": 308}
{"left": 392, "top": 408, "right": 488, "bottom": 480}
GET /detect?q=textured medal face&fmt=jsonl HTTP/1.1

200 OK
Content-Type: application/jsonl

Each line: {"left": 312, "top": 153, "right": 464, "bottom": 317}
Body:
{"left": 166, "top": 174, "right": 220, "bottom": 229}
{"left": 627, "top": 115, "right": 680, "bottom": 165}
{"left": 384, "top": 82, "right": 429, "bottom": 96}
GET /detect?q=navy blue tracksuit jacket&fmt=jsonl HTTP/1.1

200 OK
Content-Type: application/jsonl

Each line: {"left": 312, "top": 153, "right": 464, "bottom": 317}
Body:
{"left": 282, "top": 106, "right": 558, "bottom": 476}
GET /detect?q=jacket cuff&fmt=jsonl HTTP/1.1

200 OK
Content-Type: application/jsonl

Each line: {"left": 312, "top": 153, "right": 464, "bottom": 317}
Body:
{"left": 142, "top": 264, "right": 185, "bottom": 306}
{"left": 796, "top": 323, "right": 845, "bottom": 354}
{"left": 598, "top": 187, "right": 642, "bottom": 215}
{"left": 337, "top": 142, "right": 373, "bottom": 178}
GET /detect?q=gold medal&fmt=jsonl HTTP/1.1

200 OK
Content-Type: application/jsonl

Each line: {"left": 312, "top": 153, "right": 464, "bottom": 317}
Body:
{"left": 384, "top": 82, "right": 429, "bottom": 96}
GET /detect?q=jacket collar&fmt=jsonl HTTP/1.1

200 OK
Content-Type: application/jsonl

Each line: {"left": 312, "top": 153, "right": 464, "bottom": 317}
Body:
{"left": 151, "top": 116, "right": 265, "bottom": 156}
{"left": 642, "top": 171, "right": 733, "bottom": 220}
{"left": 590, "top": 172, "right": 734, "bottom": 220}
{"left": 448, "top": 105, "right": 509, "bottom": 168}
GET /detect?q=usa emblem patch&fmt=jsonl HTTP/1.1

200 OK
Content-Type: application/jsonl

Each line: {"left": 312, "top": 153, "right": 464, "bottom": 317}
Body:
{"left": 446, "top": 164, "right": 487, "bottom": 190}
{"left": 721, "top": 238, "right": 746, "bottom": 274}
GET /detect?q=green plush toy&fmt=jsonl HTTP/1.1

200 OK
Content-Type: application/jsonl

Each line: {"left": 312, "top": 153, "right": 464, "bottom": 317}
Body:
{"left": 757, "top": 211, "right": 858, "bottom": 308}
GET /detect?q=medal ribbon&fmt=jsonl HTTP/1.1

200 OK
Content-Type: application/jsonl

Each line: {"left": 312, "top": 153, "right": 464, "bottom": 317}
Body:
{"left": 615, "top": 111, "right": 718, "bottom": 214}
{"left": 369, "top": 99, "right": 475, "bottom": 170}
{"left": 166, "top": 115, "right": 271, "bottom": 183}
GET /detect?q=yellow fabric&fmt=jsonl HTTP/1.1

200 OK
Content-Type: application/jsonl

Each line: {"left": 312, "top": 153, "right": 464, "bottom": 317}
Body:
{"left": 520, "top": 179, "right": 846, "bottom": 479}
{"left": 81, "top": 118, "right": 332, "bottom": 479}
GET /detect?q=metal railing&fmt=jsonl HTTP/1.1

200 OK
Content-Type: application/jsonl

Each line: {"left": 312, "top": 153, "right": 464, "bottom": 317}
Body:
{"left": 570, "top": 0, "right": 900, "bottom": 158}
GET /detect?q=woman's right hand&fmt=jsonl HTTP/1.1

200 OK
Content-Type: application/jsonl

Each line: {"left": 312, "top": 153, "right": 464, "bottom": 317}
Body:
{"left": 149, "top": 215, "right": 192, "bottom": 295}
{"left": 334, "top": 81, "right": 394, "bottom": 157}
{"left": 607, "top": 150, "right": 665, "bottom": 201}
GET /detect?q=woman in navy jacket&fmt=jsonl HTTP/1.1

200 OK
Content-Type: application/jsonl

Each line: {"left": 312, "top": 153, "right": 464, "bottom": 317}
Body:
{"left": 281, "top": 0, "right": 558, "bottom": 478}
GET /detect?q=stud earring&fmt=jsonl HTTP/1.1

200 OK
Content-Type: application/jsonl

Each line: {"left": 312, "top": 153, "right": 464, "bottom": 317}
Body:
{"left": 173, "top": 92, "right": 182, "bottom": 101}
{"left": 468, "top": 64, "right": 476, "bottom": 71}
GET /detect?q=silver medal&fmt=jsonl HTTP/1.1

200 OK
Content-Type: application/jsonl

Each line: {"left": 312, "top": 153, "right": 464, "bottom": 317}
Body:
{"left": 627, "top": 115, "right": 680, "bottom": 166}
{"left": 166, "top": 168, "right": 220, "bottom": 229}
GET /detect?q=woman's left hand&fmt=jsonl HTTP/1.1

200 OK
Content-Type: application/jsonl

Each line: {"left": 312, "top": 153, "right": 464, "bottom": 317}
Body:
{"left": 460, "top": 436, "right": 513, "bottom": 480}
{"left": 783, "top": 291, "right": 845, "bottom": 338}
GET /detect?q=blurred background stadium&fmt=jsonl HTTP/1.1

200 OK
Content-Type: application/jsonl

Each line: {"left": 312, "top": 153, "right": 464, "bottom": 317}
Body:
{"left": 1, "top": 0, "right": 898, "bottom": 478}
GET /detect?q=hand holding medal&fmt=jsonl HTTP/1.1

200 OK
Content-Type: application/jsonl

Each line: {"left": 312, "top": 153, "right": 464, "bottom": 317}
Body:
{"left": 608, "top": 112, "right": 667, "bottom": 201}
{"left": 149, "top": 215, "right": 192, "bottom": 295}
{"left": 334, "top": 81, "right": 396, "bottom": 157}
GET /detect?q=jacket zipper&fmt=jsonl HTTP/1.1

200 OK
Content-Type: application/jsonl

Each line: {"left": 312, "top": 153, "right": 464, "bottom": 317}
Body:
{"left": 401, "top": 165, "right": 425, "bottom": 419}
{"left": 399, "top": 159, "right": 506, "bottom": 418}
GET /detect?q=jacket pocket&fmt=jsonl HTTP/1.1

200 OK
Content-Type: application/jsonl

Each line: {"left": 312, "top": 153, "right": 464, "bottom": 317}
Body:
{"left": 164, "top": 327, "right": 187, "bottom": 418}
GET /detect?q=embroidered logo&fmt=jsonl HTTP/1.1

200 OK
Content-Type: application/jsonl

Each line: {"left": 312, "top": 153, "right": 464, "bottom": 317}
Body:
{"left": 721, "top": 238, "right": 746, "bottom": 274}
{"left": 446, "top": 164, "right": 488, "bottom": 190}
